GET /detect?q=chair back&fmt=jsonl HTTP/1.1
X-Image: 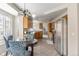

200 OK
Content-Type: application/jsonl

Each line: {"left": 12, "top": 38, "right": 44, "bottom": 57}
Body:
{"left": 9, "top": 41, "right": 30, "bottom": 56}
{"left": 8, "top": 35, "right": 13, "bottom": 41}
{"left": 3, "top": 36, "right": 9, "bottom": 48}
{"left": 3, "top": 35, "right": 13, "bottom": 48}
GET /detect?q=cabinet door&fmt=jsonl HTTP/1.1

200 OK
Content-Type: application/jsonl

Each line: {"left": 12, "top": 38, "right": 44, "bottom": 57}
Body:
{"left": 28, "top": 19, "right": 32, "bottom": 28}
{"left": 23, "top": 16, "right": 29, "bottom": 28}
{"left": 23, "top": 16, "right": 32, "bottom": 29}
{"left": 48, "top": 23, "right": 52, "bottom": 32}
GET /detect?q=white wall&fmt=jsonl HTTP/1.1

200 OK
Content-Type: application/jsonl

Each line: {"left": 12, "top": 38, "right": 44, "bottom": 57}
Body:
{"left": 51, "top": 12, "right": 67, "bottom": 22}
{"left": 33, "top": 20, "right": 48, "bottom": 32}
{"left": 77, "top": 3, "right": 79, "bottom": 56}
{"left": 67, "top": 3, "right": 79, "bottom": 56}
{"left": 33, "top": 20, "right": 41, "bottom": 30}
{"left": 14, "top": 15, "right": 23, "bottom": 40}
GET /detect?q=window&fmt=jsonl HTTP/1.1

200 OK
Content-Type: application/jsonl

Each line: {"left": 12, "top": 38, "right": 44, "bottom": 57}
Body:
{"left": 0, "top": 14, "right": 4, "bottom": 42}
{"left": 5, "top": 16, "right": 11, "bottom": 33}
{"left": 0, "top": 14, "right": 12, "bottom": 45}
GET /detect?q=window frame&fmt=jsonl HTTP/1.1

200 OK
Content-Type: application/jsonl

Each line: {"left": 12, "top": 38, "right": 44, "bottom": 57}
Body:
{"left": 0, "top": 9, "right": 14, "bottom": 45}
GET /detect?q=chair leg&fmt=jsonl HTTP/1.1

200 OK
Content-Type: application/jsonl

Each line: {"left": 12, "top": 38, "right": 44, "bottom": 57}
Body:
{"left": 6, "top": 50, "right": 12, "bottom": 56}
{"left": 5, "top": 51, "right": 8, "bottom": 56}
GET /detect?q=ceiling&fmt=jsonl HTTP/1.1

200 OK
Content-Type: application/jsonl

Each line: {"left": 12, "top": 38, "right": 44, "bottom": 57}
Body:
{"left": 14, "top": 3, "right": 68, "bottom": 21}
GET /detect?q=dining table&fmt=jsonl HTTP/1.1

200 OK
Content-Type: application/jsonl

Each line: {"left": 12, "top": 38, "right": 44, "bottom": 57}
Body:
{"left": 25, "top": 40, "right": 34, "bottom": 56}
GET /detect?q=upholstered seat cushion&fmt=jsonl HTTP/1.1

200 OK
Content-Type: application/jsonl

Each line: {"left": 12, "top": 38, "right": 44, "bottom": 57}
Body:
{"left": 9, "top": 41, "right": 30, "bottom": 56}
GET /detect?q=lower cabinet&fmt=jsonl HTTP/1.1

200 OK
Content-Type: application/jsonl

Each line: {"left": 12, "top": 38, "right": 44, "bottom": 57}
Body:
{"left": 34, "top": 31, "right": 43, "bottom": 41}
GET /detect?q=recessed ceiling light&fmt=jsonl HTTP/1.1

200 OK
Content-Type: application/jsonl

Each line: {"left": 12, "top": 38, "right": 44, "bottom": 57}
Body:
{"left": 32, "top": 14, "right": 36, "bottom": 18}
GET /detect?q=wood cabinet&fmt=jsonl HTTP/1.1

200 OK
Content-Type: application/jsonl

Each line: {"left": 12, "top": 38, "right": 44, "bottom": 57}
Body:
{"left": 48, "top": 22, "right": 55, "bottom": 39}
{"left": 23, "top": 16, "right": 33, "bottom": 36}
{"left": 23, "top": 16, "right": 32, "bottom": 29}
{"left": 48, "top": 23, "right": 52, "bottom": 32}
{"left": 52, "top": 22, "right": 55, "bottom": 30}
{"left": 34, "top": 31, "right": 43, "bottom": 41}
{"left": 48, "top": 22, "right": 55, "bottom": 32}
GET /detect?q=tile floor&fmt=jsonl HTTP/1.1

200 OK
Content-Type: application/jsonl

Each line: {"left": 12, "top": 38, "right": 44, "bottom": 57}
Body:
{"left": 0, "top": 37, "right": 60, "bottom": 56}
{"left": 34, "top": 38, "right": 60, "bottom": 56}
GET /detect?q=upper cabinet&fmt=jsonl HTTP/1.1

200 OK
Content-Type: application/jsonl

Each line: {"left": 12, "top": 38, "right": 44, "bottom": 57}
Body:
{"left": 48, "top": 23, "right": 52, "bottom": 32}
{"left": 23, "top": 16, "right": 32, "bottom": 29}
{"left": 48, "top": 22, "right": 55, "bottom": 32}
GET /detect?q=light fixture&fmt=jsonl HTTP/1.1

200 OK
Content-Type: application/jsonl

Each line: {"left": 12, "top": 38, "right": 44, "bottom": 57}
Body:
{"left": 19, "top": 3, "right": 33, "bottom": 20}
{"left": 32, "top": 14, "right": 36, "bottom": 18}
{"left": 0, "top": 3, "right": 18, "bottom": 16}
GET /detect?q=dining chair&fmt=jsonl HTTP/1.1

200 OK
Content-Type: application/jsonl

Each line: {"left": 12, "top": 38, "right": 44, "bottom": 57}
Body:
{"left": 3, "top": 36, "right": 10, "bottom": 55}
{"left": 3, "top": 35, "right": 13, "bottom": 55}
{"left": 8, "top": 41, "right": 31, "bottom": 56}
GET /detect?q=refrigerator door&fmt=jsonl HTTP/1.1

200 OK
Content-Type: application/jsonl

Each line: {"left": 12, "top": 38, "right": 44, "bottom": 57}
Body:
{"left": 54, "top": 18, "right": 68, "bottom": 56}
{"left": 55, "top": 20, "right": 63, "bottom": 55}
